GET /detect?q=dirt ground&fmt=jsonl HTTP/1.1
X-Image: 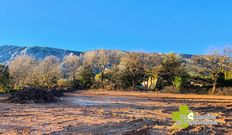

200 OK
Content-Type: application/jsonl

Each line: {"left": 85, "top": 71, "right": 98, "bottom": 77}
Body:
{"left": 0, "top": 90, "right": 232, "bottom": 135}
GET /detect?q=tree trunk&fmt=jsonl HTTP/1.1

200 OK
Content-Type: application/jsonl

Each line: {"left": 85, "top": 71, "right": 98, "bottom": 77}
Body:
{"left": 132, "top": 79, "right": 135, "bottom": 91}
{"left": 145, "top": 76, "right": 148, "bottom": 90}
{"left": 73, "top": 74, "right": 76, "bottom": 87}
{"left": 212, "top": 79, "right": 217, "bottom": 94}
{"left": 149, "top": 76, "right": 153, "bottom": 90}
{"left": 147, "top": 77, "right": 150, "bottom": 90}
{"left": 101, "top": 71, "right": 104, "bottom": 89}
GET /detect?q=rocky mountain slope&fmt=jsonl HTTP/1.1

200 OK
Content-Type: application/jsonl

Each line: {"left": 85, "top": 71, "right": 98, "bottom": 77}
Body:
{"left": 0, "top": 45, "right": 82, "bottom": 63}
{"left": 0, "top": 45, "right": 193, "bottom": 64}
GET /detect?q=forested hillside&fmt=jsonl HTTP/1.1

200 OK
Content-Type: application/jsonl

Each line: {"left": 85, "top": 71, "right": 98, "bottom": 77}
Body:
{"left": 0, "top": 46, "right": 231, "bottom": 95}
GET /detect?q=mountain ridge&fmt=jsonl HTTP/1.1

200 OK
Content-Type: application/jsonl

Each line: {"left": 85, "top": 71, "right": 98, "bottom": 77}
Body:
{"left": 0, "top": 45, "right": 193, "bottom": 63}
{"left": 0, "top": 45, "right": 83, "bottom": 63}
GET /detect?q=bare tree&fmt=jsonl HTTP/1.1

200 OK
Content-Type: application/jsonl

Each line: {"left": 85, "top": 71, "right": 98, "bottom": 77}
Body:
{"left": 83, "top": 50, "right": 111, "bottom": 89}
{"left": 35, "top": 56, "right": 61, "bottom": 88}
{"left": 60, "top": 53, "right": 80, "bottom": 87}
{"left": 97, "top": 50, "right": 110, "bottom": 89}
{"left": 9, "top": 55, "right": 36, "bottom": 88}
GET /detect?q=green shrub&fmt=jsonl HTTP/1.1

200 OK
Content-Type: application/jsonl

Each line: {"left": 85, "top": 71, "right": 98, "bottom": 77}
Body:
{"left": 77, "top": 65, "right": 95, "bottom": 88}
{"left": 162, "top": 86, "right": 180, "bottom": 94}
{"left": 156, "top": 53, "right": 185, "bottom": 89}
{"left": 0, "top": 65, "right": 11, "bottom": 93}
{"left": 172, "top": 76, "right": 182, "bottom": 90}
{"left": 57, "top": 79, "right": 71, "bottom": 88}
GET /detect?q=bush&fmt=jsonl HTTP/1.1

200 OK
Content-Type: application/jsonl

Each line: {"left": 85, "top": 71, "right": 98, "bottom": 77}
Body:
{"left": 6, "top": 87, "right": 63, "bottom": 103}
{"left": 0, "top": 85, "right": 12, "bottom": 93}
{"left": 172, "top": 76, "right": 182, "bottom": 90}
{"left": 104, "top": 66, "right": 129, "bottom": 90}
{"left": 213, "top": 87, "right": 232, "bottom": 95}
{"left": 77, "top": 65, "right": 95, "bottom": 89}
{"left": 0, "top": 65, "right": 10, "bottom": 93}
{"left": 57, "top": 79, "right": 71, "bottom": 88}
{"left": 50, "top": 88, "right": 64, "bottom": 97}
{"left": 161, "top": 86, "right": 180, "bottom": 94}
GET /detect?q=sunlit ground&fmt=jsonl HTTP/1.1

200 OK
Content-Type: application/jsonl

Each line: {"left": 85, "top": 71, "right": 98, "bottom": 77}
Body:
{"left": 0, "top": 90, "right": 232, "bottom": 134}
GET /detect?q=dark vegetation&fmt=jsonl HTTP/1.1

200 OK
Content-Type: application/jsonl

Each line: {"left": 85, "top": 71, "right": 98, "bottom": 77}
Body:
{"left": 6, "top": 87, "right": 63, "bottom": 103}
{"left": 0, "top": 47, "right": 231, "bottom": 103}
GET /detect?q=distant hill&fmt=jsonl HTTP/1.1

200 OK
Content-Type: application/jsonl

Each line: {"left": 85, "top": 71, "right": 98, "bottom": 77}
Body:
{"left": 0, "top": 45, "right": 193, "bottom": 63}
{"left": 0, "top": 45, "right": 82, "bottom": 63}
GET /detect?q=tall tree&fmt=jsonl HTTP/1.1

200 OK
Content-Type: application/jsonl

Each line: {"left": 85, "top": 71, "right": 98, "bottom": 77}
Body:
{"left": 121, "top": 53, "right": 146, "bottom": 90}
{"left": 36, "top": 56, "right": 61, "bottom": 88}
{"left": 60, "top": 53, "right": 80, "bottom": 87}
{"left": 0, "top": 65, "right": 10, "bottom": 92}
{"left": 9, "top": 55, "right": 36, "bottom": 88}
{"left": 77, "top": 64, "right": 95, "bottom": 88}
{"left": 156, "top": 53, "right": 185, "bottom": 89}
{"left": 83, "top": 50, "right": 111, "bottom": 89}
{"left": 143, "top": 53, "right": 162, "bottom": 90}
{"left": 97, "top": 50, "right": 110, "bottom": 89}
{"left": 193, "top": 49, "right": 232, "bottom": 94}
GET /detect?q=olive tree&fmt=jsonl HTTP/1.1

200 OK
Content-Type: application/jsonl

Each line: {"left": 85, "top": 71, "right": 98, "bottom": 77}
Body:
{"left": 192, "top": 48, "right": 232, "bottom": 94}
{"left": 156, "top": 53, "right": 186, "bottom": 90}
{"left": 120, "top": 53, "right": 146, "bottom": 90}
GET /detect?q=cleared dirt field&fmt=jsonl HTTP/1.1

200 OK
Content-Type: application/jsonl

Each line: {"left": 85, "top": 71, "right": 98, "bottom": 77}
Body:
{"left": 0, "top": 90, "right": 232, "bottom": 134}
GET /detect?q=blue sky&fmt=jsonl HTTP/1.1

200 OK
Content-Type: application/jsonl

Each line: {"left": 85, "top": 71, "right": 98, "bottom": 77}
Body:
{"left": 0, "top": 0, "right": 232, "bottom": 54}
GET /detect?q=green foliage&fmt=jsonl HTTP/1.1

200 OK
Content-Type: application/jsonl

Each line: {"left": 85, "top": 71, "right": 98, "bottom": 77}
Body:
{"left": 95, "top": 73, "right": 101, "bottom": 82}
{"left": 77, "top": 65, "right": 95, "bottom": 88}
{"left": 0, "top": 65, "right": 11, "bottom": 93}
{"left": 57, "top": 79, "right": 71, "bottom": 88}
{"left": 121, "top": 53, "right": 146, "bottom": 90}
{"left": 92, "top": 73, "right": 102, "bottom": 89}
{"left": 172, "top": 76, "right": 182, "bottom": 90}
{"left": 103, "top": 66, "right": 127, "bottom": 90}
{"left": 157, "top": 53, "right": 186, "bottom": 89}
{"left": 191, "top": 50, "right": 232, "bottom": 94}
{"left": 2, "top": 48, "right": 231, "bottom": 95}
{"left": 225, "top": 71, "right": 232, "bottom": 80}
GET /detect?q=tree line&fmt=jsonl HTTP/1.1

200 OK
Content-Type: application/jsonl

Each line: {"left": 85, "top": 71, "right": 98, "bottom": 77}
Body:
{"left": 0, "top": 47, "right": 231, "bottom": 94}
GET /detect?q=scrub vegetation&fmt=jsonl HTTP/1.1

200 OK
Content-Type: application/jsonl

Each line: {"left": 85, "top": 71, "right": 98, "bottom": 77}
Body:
{"left": 0, "top": 47, "right": 231, "bottom": 95}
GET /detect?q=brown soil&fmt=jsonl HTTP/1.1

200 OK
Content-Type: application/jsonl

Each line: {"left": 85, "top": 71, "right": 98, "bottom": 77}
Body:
{"left": 0, "top": 90, "right": 232, "bottom": 135}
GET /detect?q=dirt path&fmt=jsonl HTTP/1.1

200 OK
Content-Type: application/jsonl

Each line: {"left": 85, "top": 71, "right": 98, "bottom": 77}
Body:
{"left": 0, "top": 91, "right": 232, "bottom": 134}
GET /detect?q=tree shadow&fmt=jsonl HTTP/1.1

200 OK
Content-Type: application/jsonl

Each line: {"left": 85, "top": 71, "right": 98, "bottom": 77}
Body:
{"left": 51, "top": 118, "right": 171, "bottom": 135}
